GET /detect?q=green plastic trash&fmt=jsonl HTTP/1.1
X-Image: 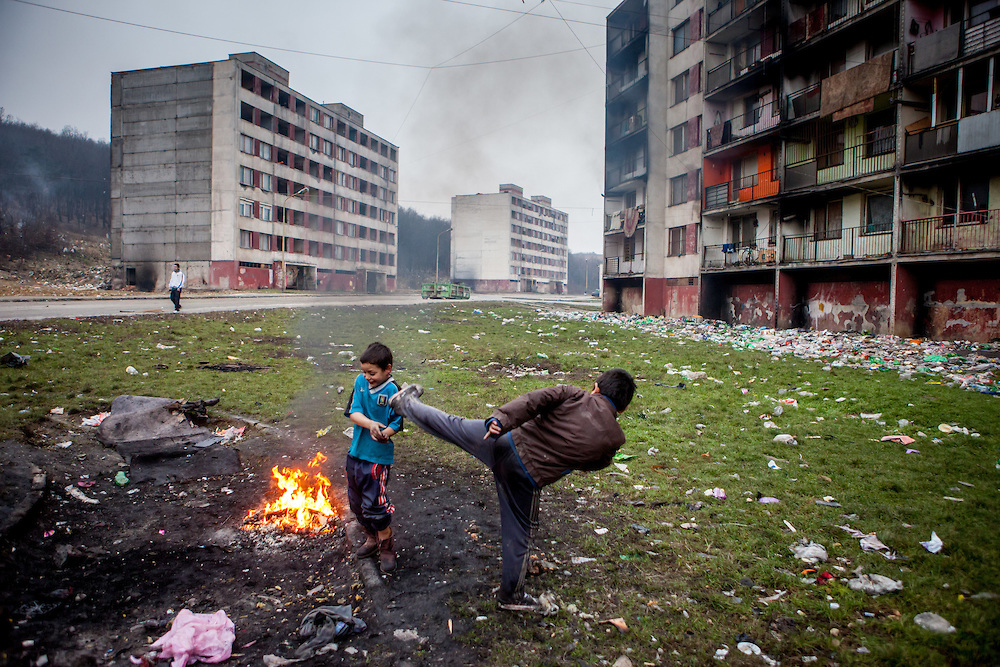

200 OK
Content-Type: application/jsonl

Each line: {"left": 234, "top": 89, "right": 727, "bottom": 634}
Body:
{"left": 114, "top": 471, "right": 129, "bottom": 486}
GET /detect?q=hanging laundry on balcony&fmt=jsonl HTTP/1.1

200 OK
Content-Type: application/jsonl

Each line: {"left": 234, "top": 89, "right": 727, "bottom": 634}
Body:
{"left": 624, "top": 206, "right": 643, "bottom": 238}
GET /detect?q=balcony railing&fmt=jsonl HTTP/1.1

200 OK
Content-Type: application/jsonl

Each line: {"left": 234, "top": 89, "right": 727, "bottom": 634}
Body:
{"left": 608, "top": 110, "right": 647, "bottom": 142}
{"left": 605, "top": 255, "right": 645, "bottom": 276}
{"left": 786, "top": 123, "right": 896, "bottom": 189}
{"left": 707, "top": 98, "right": 780, "bottom": 149}
{"left": 704, "top": 167, "right": 780, "bottom": 210}
{"left": 964, "top": 11, "right": 1000, "bottom": 56}
{"left": 782, "top": 225, "right": 892, "bottom": 263}
{"left": 706, "top": 33, "right": 781, "bottom": 92}
{"left": 607, "top": 60, "right": 648, "bottom": 99}
{"left": 900, "top": 209, "right": 1000, "bottom": 254}
{"left": 786, "top": 83, "right": 821, "bottom": 120}
{"left": 788, "top": 0, "right": 892, "bottom": 45}
{"left": 904, "top": 122, "right": 957, "bottom": 163}
{"left": 703, "top": 243, "right": 776, "bottom": 269}
{"left": 707, "top": 0, "right": 766, "bottom": 35}
{"left": 609, "top": 17, "right": 649, "bottom": 57}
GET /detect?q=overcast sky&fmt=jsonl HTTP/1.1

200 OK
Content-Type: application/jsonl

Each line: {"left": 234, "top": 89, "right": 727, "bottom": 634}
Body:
{"left": 0, "top": 0, "right": 620, "bottom": 253}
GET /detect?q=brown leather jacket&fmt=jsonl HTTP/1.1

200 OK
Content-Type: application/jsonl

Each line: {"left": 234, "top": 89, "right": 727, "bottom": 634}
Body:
{"left": 489, "top": 384, "right": 626, "bottom": 487}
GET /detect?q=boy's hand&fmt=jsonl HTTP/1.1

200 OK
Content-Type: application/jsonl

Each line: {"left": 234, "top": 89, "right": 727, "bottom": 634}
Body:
{"left": 369, "top": 423, "right": 388, "bottom": 442}
{"left": 483, "top": 420, "right": 502, "bottom": 440}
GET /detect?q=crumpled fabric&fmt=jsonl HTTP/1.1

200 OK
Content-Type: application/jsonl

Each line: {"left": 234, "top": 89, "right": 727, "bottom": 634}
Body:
{"left": 149, "top": 609, "right": 235, "bottom": 667}
{"left": 295, "top": 605, "right": 367, "bottom": 658}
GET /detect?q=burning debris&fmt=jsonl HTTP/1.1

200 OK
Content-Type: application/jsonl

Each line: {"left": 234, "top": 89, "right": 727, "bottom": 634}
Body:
{"left": 243, "top": 452, "right": 338, "bottom": 533}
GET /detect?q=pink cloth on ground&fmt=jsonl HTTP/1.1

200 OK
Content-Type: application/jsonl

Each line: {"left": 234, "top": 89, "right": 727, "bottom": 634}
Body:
{"left": 150, "top": 609, "right": 235, "bottom": 667}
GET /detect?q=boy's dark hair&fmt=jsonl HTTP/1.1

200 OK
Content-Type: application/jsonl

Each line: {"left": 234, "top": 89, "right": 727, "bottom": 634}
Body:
{"left": 596, "top": 368, "right": 635, "bottom": 411}
{"left": 360, "top": 342, "right": 393, "bottom": 370}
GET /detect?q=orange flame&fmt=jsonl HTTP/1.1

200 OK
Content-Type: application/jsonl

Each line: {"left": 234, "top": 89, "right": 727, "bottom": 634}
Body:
{"left": 244, "top": 452, "right": 338, "bottom": 532}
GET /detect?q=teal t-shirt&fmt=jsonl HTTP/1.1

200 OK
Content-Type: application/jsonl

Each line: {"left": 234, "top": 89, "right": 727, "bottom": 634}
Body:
{"left": 346, "top": 373, "right": 402, "bottom": 465}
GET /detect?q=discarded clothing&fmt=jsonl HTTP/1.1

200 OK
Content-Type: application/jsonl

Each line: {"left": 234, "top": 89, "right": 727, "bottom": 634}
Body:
{"left": 295, "top": 605, "right": 366, "bottom": 658}
{"left": 149, "top": 609, "right": 235, "bottom": 667}
{"left": 1, "top": 351, "right": 30, "bottom": 367}
{"left": 848, "top": 574, "right": 903, "bottom": 596}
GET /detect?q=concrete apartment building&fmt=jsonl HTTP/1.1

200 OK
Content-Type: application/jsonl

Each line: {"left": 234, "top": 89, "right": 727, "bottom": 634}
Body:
{"left": 111, "top": 52, "right": 399, "bottom": 292}
{"left": 604, "top": 0, "right": 1000, "bottom": 342}
{"left": 451, "top": 184, "right": 569, "bottom": 293}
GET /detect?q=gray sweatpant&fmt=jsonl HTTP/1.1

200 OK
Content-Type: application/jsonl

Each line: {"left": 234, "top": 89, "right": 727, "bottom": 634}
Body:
{"left": 394, "top": 395, "right": 540, "bottom": 599}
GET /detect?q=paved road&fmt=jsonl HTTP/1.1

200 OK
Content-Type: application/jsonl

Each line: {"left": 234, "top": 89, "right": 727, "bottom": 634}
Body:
{"left": 0, "top": 291, "right": 600, "bottom": 321}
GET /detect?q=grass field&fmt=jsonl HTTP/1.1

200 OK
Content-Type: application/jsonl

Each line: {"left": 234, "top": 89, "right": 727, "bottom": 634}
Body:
{"left": 2, "top": 303, "right": 998, "bottom": 665}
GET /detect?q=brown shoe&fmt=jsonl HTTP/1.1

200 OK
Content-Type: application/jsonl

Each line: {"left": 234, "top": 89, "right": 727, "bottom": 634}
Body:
{"left": 355, "top": 531, "right": 379, "bottom": 559}
{"left": 378, "top": 528, "right": 396, "bottom": 573}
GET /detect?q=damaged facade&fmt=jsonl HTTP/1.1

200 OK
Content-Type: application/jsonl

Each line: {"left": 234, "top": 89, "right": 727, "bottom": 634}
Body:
{"left": 451, "top": 184, "right": 569, "bottom": 293}
{"left": 111, "top": 53, "right": 399, "bottom": 293}
{"left": 605, "top": 0, "right": 1000, "bottom": 342}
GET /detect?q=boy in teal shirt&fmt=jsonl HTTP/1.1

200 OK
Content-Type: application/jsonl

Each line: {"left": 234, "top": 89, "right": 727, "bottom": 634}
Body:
{"left": 345, "top": 342, "right": 403, "bottom": 572}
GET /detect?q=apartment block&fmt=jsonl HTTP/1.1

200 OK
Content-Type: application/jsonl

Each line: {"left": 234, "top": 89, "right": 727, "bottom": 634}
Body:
{"left": 111, "top": 52, "right": 399, "bottom": 292}
{"left": 451, "top": 184, "right": 569, "bottom": 293}
{"left": 604, "top": 0, "right": 1000, "bottom": 342}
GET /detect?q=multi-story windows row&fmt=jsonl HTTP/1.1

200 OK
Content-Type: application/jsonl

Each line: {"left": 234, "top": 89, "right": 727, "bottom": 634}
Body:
{"left": 240, "top": 70, "right": 397, "bottom": 163}
{"left": 237, "top": 228, "right": 396, "bottom": 266}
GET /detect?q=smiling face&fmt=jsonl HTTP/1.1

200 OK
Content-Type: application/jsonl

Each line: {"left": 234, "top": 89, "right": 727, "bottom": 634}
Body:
{"left": 360, "top": 361, "right": 392, "bottom": 388}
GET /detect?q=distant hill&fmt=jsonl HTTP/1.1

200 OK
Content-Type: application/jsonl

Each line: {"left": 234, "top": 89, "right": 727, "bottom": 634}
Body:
{"left": 0, "top": 110, "right": 110, "bottom": 258}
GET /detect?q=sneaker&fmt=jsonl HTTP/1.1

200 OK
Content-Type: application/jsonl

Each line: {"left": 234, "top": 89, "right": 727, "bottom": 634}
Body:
{"left": 498, "top": 591, "right": 541, "bottom": 612}
{"left": 388, "top": 384, "right": 424, "bottom": 411}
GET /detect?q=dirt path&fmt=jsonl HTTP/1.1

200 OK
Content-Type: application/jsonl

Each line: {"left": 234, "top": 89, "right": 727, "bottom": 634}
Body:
{"left": 0, "top": 413, "right": 519, "bottom": 667}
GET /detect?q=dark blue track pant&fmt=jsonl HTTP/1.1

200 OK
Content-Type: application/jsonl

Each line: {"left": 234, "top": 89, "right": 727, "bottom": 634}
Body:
{"left": 345, "top": 455, "right": 394, "bottom": 535}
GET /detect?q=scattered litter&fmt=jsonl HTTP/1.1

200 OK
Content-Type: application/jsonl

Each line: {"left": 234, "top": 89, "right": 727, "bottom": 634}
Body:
{"left": 737, "top": 642, "right": 761, "bottom": 655}
{"left": 537, "top": 593, "right": 560, "bottom": 616}
{"left": 783, "top": 520, "right": 796, "bottom": 533}
{"left": 602, "top": 617, "right": 628, "bottom": 633}
{"left": 1, "top": 351, "right": 30, "bottom": 367}
{"left": 759, "top": 590, "right": 787, "bottom": 604}
{"left": 703, "top": 487, "right": 726, "bottom": 499}
{"left": 791, "top": 540, "right": 827, "bottom": 563}
{"left": 631, "top": 523, "right": 650, "bottom": 534}
{"left": 913, "top": 612, "right": 956, "bottom": 634}
{"left": 815, "top": 499, "right": 842, "bottom": 508}
{"left": 773, "top": 434, "right": 797, "bottom": 445}
{"left": 905, "top": 449, "right": 920, "bottom": 454}
{"left": 881, "top": 435, "right": 915, "bottom": 445}
{"left": 296, "top": 606, "right": 366, "bottom": 658}
{"left": 848, "top": 574, "right": 903, "bottom": 596}
{"left": 594, "top": 527, "right": 609, "bottom": 535}
{"left": 54, "top": 441, "right": 73, "bottom": 449}
{"left": 315, "top": 425, "right": 332, "bottom": 438}
{"left": 147, "top": 609, "right": 235, "bottom": 667}
{"left": 263, "top": 655, "right": 303, "bottom": 666}
{"left": 393, "top": 628, "right": 425, "bottom": 642}
{"left": 758, "top": 496, "right": 779, "bottom": 503}
{"left": 115, "top": 471, "right": 130, "bottom": 487}
{"left": 768, "top": 460, "right": 781, "bottom": 470}
{"left": 859, "top": 534, "right": 897, "bottom": 560}
{"left": 49, "top": 407, "right": 64, "bottom": 415}
{"left": 920, "top": 532, "right": 943, "bottom": 554}
{"left": 860, "top": 412, "right": 882, "bottom": 419}
{"left": 713, "top": 645, "right": 729, "bottom": 660}
{"left": 571, "top": 557, "right": 596, "bottom": 565}
{"left": 213, "top": 426, "right": 246, "bottom": 442}
{"left": 126, "top": 366, "right": 139, "bottom": 375}
{"left": 82, "top": 412, "right": 110, "bottom": 427}
{"left": 64, "top": 485, "right": 99, "bottom": 505}
{"left": 943, "top": 496, "right": 964, "bottom": 502}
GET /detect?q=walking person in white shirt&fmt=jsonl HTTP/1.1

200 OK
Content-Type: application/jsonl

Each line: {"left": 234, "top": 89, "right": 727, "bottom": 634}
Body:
{"left": 168, "top": 263, "right": 185, "bottom": 312}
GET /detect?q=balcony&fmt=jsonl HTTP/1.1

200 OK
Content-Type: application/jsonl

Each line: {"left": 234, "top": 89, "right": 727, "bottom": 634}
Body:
{"left": 782, "top": 225, "right": 892, "bottom": 263}
{"left": 609, "top": 17, "right": 648, "bottom": 59}
{"left": 900, "top": 209, "right": 1000, "bottom": 255}
{"left": 703, "top": 243, "right": 777, "bottom": 269}
{"left": 605, "top": 206, "right": 645, "bottom": 233}
{"left": 704, "top": 167, "right": 779, "bottom": 211}
{"left": 706, "top": 97, "right": 780, "bottom": 150}
{"left": 608, "top": 110, "right": 647, "bottom": 143}
{"left": 786, "top": 83, "right": 821, "bottom": 121}
{"left": 904, "top": 109, "right": 1000, "bottom": 165}
{"left": 708, "top": 0, "right": 767, "bottom": 35}
{"left": 788, "top": 0, "right": 892, "bottom": 46}
{"left": 607, "top": 59, "right": 648, "bottom": 100}
{"left": 605, "top": 254, "right": 645, "bottom": 277}
{"left": 606, "top": 157, "right": 647, "bottom": 191}
{"left": 706, "top": 34, "right": 781, "bottom": 93}
{"left": 785, "top": 123, "right": 896, "bottom": 189}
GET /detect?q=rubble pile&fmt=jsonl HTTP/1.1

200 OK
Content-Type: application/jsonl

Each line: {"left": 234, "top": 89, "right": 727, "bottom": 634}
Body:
{"left": 554, "top": 312, "right": 998, "bottom": 396}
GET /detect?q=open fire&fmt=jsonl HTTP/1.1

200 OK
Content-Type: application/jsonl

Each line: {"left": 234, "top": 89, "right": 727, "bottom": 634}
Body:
{"left": 243, "top": 452, "right": 338, "bottom": 532}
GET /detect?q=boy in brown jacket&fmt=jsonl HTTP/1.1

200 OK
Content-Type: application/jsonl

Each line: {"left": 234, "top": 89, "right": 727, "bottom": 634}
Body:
{"left": 389, "top": 368, "right": 635, "bottom": 611}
